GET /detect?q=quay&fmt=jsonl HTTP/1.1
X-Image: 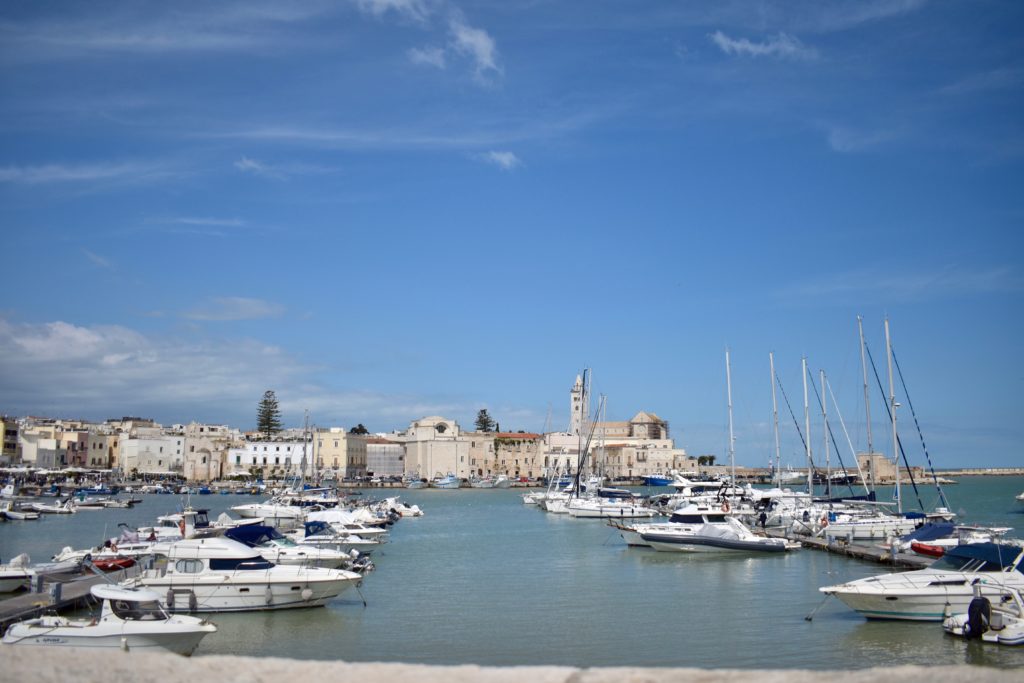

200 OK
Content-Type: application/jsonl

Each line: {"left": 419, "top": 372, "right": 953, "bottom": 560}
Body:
{"left": 1, "top": 647, "right": 1004, "bottom": 683}
{"left": 0, "top": 564, "right": 140, "bottom": 632}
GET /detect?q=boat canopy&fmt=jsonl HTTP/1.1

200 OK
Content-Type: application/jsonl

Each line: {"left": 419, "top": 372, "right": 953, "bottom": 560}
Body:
{"left": 899, "top": 522, "right": 957, "bottom": 543}
{"left": 224, "top": 525, "right": 287, "bottom": 547}
{"left": 91, "top": 584, "right": 163, "bottom": 603}
{"left": 930, "top": 543, "right": 1024, "bottom": 573}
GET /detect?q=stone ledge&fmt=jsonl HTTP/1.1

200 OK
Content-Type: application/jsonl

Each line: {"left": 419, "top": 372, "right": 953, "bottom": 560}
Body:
{"left": 0, "top": 648, "right": 1007, "bottom": 683}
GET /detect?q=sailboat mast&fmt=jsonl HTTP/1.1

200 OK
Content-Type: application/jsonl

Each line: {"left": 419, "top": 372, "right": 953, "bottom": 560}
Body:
{"left": 725, "top": 348, "right": 736, "bottom": 486}
{"left": 821, "top": 369, "right": 830, "bottom": 500}
{"left": 884, "top": 318, "right": 901, "bottom": 514}
{"left": 769, "top": 352, "right": 781, "bottom": 488}
{"left": 858, "top": 315, "right": 874, "bottom": 456}
{"left": 802, "top": 356, "right": 812, "bottom": 495}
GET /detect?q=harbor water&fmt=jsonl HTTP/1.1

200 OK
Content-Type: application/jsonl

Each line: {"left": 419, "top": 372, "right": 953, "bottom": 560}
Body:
{"left": 2, "top": 475, "right": 1023, "bottom": 669}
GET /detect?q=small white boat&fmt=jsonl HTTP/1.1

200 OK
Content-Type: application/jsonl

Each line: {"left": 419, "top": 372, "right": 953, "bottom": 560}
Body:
{"left": 431, "top": 473, "right": 460, "bottom": 489}
{"left": 638, "top": 504, "right": 793, "bottom": 553}
{"left": 29, "top": 499, "right": 76, "bottom": 514}
{"left": 1, "top": 584, "right": 216, "bottom": 655}
{"left": 943, "top": 582, "right": 1024, "bottom": 645}
{"left": 0, "top": 554, "right": 36, "bottom": 592}
{"left": 224, "top": 525, "right": 354, "bottom": 569}
{"left": 1, "top": 501, "right": 39, "bottom": 521}
{"left": 1017, "top": 491, "right": 1024, "bottom": 504}
{"left": 229, "top": 501, "right": 304, "bottom": 527}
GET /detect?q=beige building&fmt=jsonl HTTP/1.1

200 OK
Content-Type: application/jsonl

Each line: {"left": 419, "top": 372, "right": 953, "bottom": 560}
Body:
{"left": 1, "top": 417, "right": 19, "bottom": 464}
{"left": 391, "top": 417, "right": 470, "bottom": 479}
{"left": 467, "top": 432, "right": 543, "bottom": 479}
{"left": 314, "top": 428, "right": 368, "bottom": 479}
{"left": 183, "top": 423, "right": 238, "bottom": 482}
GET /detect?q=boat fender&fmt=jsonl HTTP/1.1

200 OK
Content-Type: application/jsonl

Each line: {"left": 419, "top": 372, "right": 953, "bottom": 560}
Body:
{"left": 189, "top": 592, "right": 198, "bottom": 613}
{"left": 721, "top": 502, "right": 730, "bottom": 513}
{"left": 167, "top": 589, "right": 176, "bottom": 613}
{"left": 301, "top": 588, "right": 313, "bottom": 601}
{"left": 964, "top": 597, "right": 991, "bottom": 640}
{"left": 265, "top": 587, "right": 274, "bottom": 606}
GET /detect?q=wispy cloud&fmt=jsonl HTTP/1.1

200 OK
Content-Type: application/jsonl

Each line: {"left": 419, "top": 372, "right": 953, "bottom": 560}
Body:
{"left": 353, "top": 0, "right": 432, "bottom": 23}
{"left": 234, "top": 156, "right": 338, "bottom": 180}
{"left": 449, "top": 15, "right": 501, "bottom": 82}
{"left": 939, "top": 67, "right": 1024, "bottom": 96}
{"left": 82, "top": 248, "right": 112, "bottom": 269}
{"left": 171, "top": 217, "right": 247, "bottom": 228}
{"left": 477, "top": 151, "right": 521, "bottom": 171}
{"left": 183, "top": 297, "right": 286, "bottom": 322}
{"left": 773, "top": 265, "right": 1024, "bottom": 306}
{"left": 824, "top": 124, "right": 896, "bottom": 153}
{"left": 0, "top": 161, "right": 177, "bottom": 185}
{"left": 408, "top": 46, "right": 446, "bottom": 69}
{"left": 234, "top": 156, "right": 286, "bottom": 180}
{"left": 709, "top": 30, "right": 816, "bottom": 60}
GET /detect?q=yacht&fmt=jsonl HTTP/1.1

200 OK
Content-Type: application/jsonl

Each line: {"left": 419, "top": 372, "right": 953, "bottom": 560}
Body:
{"left": 820, "top": 542, "right": 1024, "bottom": 621}
{"left": 123, "top": 536, "right": 362, "bottom": 612}
{"left": 223, "top": 525, "right": 354, "bottom": 569}
{"left": 1, "top": 584, "right": 216, "bottom": 655}
{"left": 229, "top": 500, "right": 305, "bottom": 527}
{"left": 566, "top": 496, "right": 657, "bottom": 519}
{"left": 638, "top": 504, "right": 793, "bottom": 553}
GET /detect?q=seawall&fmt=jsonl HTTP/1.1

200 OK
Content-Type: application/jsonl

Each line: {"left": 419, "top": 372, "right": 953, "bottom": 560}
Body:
{"left": 0, "top": 649, "right": 1010, "bottom": 683}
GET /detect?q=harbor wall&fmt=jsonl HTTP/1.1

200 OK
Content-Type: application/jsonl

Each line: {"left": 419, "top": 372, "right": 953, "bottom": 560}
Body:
{"left": 1, "top": 648, "right": 1007, "bottom": 683}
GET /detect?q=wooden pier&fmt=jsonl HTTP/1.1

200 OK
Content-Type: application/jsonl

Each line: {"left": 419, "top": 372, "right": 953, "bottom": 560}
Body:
{"left": 766, "top": 529, "right": 932, "bottom": 569}
{"left": 0, "top": 565, "right": 140, "bottom": 632}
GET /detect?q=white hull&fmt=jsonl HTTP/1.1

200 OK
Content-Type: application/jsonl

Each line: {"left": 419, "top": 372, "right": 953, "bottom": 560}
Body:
{"left": 0, "top": 576, "right": 30, "bottom": 592}
{"left": 567, "top": 503, "right": 656, "bottom": 519}
{"left": 2, "top": 619, "right": 214, "bottom": 655}
{"left": 131, "top": 572, "right": 357, "bottom": 612}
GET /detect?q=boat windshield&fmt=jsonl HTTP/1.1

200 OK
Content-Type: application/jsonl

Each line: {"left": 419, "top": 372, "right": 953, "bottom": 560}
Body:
{"left": 209, "top": 557, "right": 275, "bottom": 570}
{"left": 110, "top": 599, "right": 168, "bottom": 621}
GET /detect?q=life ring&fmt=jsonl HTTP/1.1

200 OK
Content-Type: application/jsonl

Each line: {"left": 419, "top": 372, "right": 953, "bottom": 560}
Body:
{"left": 178, "top": 518, "right": 186, "bottom": 536}
{"left": 721, "top": 501, "right": 730, "bottom": 513}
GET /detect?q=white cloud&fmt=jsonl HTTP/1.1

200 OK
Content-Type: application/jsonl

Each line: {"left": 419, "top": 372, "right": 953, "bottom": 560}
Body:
{"left": 824, "top": 125, "right": 895, "bottom": 153}
{"left": 709, "top": 30, "right": 816, "bottom": 60}
{"left": 234, "top": 156, "right": 286, "bottom": 180}
{"left": 172, "top": 217, "right": 247, "bottom": 227}
{"left": 233, "top": 156, "right": 338, "bottom": 180}
{"left": 0, "top": 161, "right": 176, "bottom": 185}
{"left": 82, "top": 248, "right": 112, "bottom": 269}
{"left": 408, "top": 46, "right": 446, "bottom": 69}
{"left": 479, "top": 151, "right": 521, "bottom": 171}
{"left": 183, "top": 297, "right": 286, "bottom": 322}
{"left": 353, "top": 0, "right": 432, "bottom": 23}
{"left": 449, "top": 17, "right": 501, "bottom": 82}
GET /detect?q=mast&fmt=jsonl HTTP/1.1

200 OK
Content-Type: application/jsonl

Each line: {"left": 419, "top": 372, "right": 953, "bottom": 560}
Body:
{"left": 802, "top": 356, "right": 812, "bottom": 495}
{"left": 821, "top": 369, "right": 830, "bottom": 500}
{"left": 726, "top": 348, "right": 736, "bottom": 487}
{"left": 885, "top": 317, "right": 902, "bottom": 514}
{"left": 858, "top": 315, "right": 874, "bottom": 456}
{"left": 769, "top": 352, "right": 781, "bottom": 488}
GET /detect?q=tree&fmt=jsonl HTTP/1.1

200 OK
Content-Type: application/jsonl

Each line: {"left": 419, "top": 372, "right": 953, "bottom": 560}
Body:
{"left": 697, "top": 455, "right": 717, "bottom": 467}
{"left": 474, "top": 409, "right": 496, "bottom": 432}
{"left": 257, "top": 390, "right": 283, "bottom": 438}
{"left": 349, "top": 424, "right": 369, "bottom": 435}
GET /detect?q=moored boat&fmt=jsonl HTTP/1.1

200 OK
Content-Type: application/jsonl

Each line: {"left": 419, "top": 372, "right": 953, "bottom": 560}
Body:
{"left": 943, "top": 582, "right": 1024, "bottom": 645}
{"left": 1, "top": 584, "right": 216, "bottom": 655}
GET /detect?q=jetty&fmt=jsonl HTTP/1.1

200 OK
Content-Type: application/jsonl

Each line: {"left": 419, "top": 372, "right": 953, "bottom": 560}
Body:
{"left": 0, "top": 564, "right": 140, "bottom": 632}
{"left": 771, "top": 531, "right": 933, "bottom": 569}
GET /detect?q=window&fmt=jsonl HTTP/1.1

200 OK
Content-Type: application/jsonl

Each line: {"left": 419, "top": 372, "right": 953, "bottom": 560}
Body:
{"left": 175, "top": 559, "right": 203, "bottom": 573}
{"left": 235, "top": 456, "right": 241, "bottom": 465}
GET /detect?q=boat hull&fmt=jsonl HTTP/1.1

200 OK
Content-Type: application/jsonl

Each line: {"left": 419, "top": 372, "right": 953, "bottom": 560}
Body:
{"left": 2, "top": 618, "right": 215, "bottom": 655}
{"left": 131, "top": 572, "right": 358, "bottom": 612}
{"left": 642, "top": 533, "right": 787, "bottom": 553}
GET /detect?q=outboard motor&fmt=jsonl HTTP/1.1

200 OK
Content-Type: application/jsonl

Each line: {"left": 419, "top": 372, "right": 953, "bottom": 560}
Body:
{"left": 964, "top": 596, "right": 991, "bottom": 639}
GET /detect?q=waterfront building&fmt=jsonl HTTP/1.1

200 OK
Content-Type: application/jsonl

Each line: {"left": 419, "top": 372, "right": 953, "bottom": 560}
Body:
{"left": 390, "top": 417, "right": 470, "bottom": 480}
{"left": 365, "top": 437, "right": 404, "bottom": 478}
{"left": 183, "top": 423, "right": 239, "bottom": 482}
{"left": 17, "top": 421, "right": 62, "bottom": 468}
{"left": 227, "top": 438, "right": 312, "bottom": 480}
{"left": 468, "top": 432, "right": 543, "bottom": 479}
{"left": 119, "top": 431, "right": 184, "bottom": 477}
{"left": 1, "top": 416, "right": 19, "bottom": 465}
{"left": 314, "top": 428, "right": 368, "bottom": 480}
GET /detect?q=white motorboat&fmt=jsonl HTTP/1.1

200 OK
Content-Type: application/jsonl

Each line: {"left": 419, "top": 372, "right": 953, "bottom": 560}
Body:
{"left": 431, "top": 473, "right": 460, "bottom": 489}
{"left": 0, "top": 554, "right": 36, "bottom": 592}
{"left": 124, "top": 536, "right": 361, "bottom": 612}
{"left": 305, "top": 509, "right": 389, "bottom": 537}
{"left": 29, "top": 499, "right": 76, "bottom": 514}
{"left": 1, "top": 584, "right": 216, "bottom": 655}
{"left": 1017, "top": 491, "right": 1024, "bottom": 504}
{"left": 285, "top": 521, "right": 382, "bottom": 553}
{"left": 566, "top": 496, "right": 657, "bottom": 519}
{"left": 229, "top": 501, "right": 304, "bottom": 526}
{"left": 822, "top": 509, "right": 919, "bottom": 542}
{"left": 1, "top": 501, "right": 39, "bottom": 520}
{"left": 638, "top": 504, "right": 793, "bottom": 553}
{"left": 943, "top": 583, "right": 1024, "bottom": 645}
{"left": 224, "top": 525, "right": 354, "bottom": 569}
{"left": 820, "top": 542, "right": 1024, "bottom": 621}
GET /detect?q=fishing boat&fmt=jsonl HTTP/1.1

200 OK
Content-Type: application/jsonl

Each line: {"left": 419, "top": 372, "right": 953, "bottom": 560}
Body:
{"left": 943, "top": 583, "right": 1024, "bottom": 645}
{"left": 642, "top": 473, "right": 673, "bottom": 487}
{"left": 1, "top": 584, "right": 216, "bottom": 655}
{"left": 124, "top": 536, "right": 362, "bottom": 612}
{"left": 820, "top": 542, "right": 1024, "bottom": 621}
{"left": 638, "top": 504, "right": 793, "bottom": 553}
{"left": 1, "top": 501, "right": 39, "bottom": 520}
{"left": 0, "top": 554, "right": 36, "bottom": 592}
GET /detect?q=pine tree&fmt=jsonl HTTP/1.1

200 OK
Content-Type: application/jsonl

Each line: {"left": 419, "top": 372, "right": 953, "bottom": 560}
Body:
{"left": 257, "top": 390, "right": 283, "bottom": 438}
{"left": 474, "top": 408, "right": 496, "bottom": 432}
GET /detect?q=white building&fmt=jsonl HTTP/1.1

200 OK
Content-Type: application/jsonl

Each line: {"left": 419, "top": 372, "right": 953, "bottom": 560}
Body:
{"left": 389, "top": 417, "right": 470, "bottom": 479}
{"left": 226, "top": 439, "right": 313, "bottom": 479}
{"left": 119, "top": 432, "right": 185, "bottom": 475}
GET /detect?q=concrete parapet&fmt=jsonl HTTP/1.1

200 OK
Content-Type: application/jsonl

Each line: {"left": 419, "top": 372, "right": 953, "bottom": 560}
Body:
{"left": 0, "top": 648, "right": 1008, "bottom": 683}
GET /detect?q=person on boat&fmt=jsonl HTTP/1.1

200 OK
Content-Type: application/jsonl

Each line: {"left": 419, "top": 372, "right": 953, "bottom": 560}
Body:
{"left": 759, "top": 511, "right": 768, "bottom": 529}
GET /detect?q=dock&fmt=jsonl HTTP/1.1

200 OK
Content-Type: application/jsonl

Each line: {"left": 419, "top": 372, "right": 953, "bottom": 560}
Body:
{"left": 0, "top": 565, "right": 140, "bottom": 632}
{"left": 766, "top": 529, "right": 932, "bottom": 569}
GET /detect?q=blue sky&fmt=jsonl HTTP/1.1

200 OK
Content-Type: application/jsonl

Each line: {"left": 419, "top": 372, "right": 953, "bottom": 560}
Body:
{"left": 1, "top": 0, "right": 1021, "bottom": 468}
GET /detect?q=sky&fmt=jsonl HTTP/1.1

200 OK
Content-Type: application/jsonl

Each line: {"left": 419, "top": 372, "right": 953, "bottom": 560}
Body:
{"left": 0, "top": 0, "right": 1022, "bottom": 469}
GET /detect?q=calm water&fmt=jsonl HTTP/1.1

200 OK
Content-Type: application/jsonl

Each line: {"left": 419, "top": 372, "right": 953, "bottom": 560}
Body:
{"left": 2, "top": 475, "right": 1023, "bottom": 669}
